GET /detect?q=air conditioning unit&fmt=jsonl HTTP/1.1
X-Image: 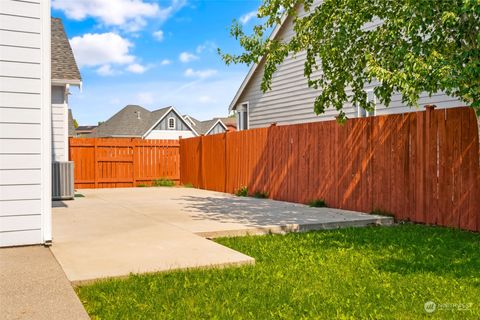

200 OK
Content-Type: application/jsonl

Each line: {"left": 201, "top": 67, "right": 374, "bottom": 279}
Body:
{"left": 52, "top": 161, "right": 74, "bottom": 200}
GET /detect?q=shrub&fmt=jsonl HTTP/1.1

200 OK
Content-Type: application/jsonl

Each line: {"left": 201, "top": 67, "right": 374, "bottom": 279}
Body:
{"left": 235, "top": 186, "right": 248, "bottom": 197}
{"left": 309, "top": 199, "right": 327, "bottom": 207}
{"left": 252, "top": 191, "right": 269, "bottom": 199}
{"left": 152, "top": 178, "right": 175, "bottom": 187}
{"left": 137, "top": 184, "right": 148, "bottom": 188}
{"left": 182, "top": 183, "right": 194, "bottom": 188}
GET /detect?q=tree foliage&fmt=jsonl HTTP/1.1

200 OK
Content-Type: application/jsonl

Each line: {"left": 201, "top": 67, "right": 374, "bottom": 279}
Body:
{"left": 220, "top": 0, "right": 480, "bottom": 120}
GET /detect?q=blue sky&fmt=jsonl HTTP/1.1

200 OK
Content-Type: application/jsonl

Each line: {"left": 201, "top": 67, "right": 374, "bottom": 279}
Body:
{"left": 52, "top": 0, "right": 262, "bottom": 125}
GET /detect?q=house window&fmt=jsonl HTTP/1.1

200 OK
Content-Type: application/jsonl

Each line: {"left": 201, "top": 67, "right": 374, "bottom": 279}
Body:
{"left": 357, "top": 90, "right": 376, "bottom": 118}
{"left": 237, "top": 102, "right": 249, "bottom": 130}
{"left": 168, "top": 117, "right": 176, "bottom": 129}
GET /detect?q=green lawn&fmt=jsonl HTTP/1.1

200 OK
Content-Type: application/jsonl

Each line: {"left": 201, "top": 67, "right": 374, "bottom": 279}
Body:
{"left": 77, "top": 225, "right": 480, "bottom": 319}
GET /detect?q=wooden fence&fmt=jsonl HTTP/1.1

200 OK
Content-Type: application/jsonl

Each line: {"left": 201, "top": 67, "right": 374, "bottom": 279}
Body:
{"left": 69, "top": 138, "right": 180, "bottom": 189}
{"left": 180, "top": 107, "right": 480, "bottom": 232}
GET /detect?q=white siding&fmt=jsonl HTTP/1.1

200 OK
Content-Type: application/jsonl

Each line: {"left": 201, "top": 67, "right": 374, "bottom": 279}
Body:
{"left": 145, "top": 130, "right": 196, "bottom": 140}
{"left": 51, "top": 86, "right": 68, "bottom": 161}
{"left": 0, "top": 0, "right": 51, "bottom": 247}
{"left": 236, "top": 2, "right": 463, "bottom": 128}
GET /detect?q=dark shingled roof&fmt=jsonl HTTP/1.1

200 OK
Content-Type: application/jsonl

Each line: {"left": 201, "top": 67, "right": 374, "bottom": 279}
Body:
{"left": 51, "top": 18, "right": 81, "bottom": 81}
{"left": 90, "top": 105, "right": 171, "bottom": 137}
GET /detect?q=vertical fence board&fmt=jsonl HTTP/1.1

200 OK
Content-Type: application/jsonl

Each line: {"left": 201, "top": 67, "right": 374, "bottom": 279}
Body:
{"left": 180, "top": 107, "right": 480, "bottom": 232}
{"left": 70, "top": 138, "right": 180, "bottom": 189}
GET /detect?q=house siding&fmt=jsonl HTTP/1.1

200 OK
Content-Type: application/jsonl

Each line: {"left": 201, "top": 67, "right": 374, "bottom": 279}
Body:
{"left": 51, "top": 85, "right": 68, "bottom": 161}
{"left": 0, "top": 0, "right": 51, "bottom": 247}
{"left": 236, "top": 1, "right": 463, "bottom": 129}
{"left": 154, "top": 110, "right": 191, "bottom": 131}
{"left": 207, "top": 123, "right": 226, "bottom": 135}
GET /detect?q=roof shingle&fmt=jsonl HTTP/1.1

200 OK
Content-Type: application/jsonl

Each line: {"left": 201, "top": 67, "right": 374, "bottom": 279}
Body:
{"left": 90, "top": 105, "right": 170, "bottom": 137}
{"left": 51, "top": 18, "right": 81, "bottom": 81}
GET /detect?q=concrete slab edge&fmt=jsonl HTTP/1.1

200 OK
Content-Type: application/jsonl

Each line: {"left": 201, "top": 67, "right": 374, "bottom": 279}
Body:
{"left": 71, "top": 255, "right": 255, "bottom": 287}
{"left": 196, "top": 217, "right": 395, "bottom": 239}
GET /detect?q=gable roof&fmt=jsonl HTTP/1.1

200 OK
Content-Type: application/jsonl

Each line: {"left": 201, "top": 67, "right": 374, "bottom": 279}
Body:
{"left": 183, "top": 116, "right": 228, "bottom": 135}
{"left": 91, "top": 105, "right": 199, "bottom": 138}
{"left": 51, "top": 18, "right": 81, "bottom": 83}
{"left": 228, "top": 11, "right": 290, "bottom": 111}
{"left": 142, "top": 106, "right": 199, "bottom": 137}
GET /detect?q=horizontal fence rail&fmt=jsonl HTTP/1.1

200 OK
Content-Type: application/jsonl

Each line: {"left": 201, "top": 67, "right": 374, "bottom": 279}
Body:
{"left": 69, "top": 138, "right": 180, "bottom": 189}
{"left": 180, "top": 107, "right": 480, "bottom": 232}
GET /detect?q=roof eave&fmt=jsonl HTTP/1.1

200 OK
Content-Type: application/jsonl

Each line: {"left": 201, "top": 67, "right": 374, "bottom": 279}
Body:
{"left": 52, "top": 79, "right": 82, "bottom": 89}
{"left": 228, "top": 11, "right": 290, "bottom": 112}
{"left": 142, "top": 106, "right": 200, "bottom": 138}
{"left": 205, "top": 119, "right": 228, "bottom": 135}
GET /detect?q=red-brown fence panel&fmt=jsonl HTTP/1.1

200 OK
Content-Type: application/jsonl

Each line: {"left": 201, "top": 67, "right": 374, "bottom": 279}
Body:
{"left": 69, "top": 138, "right": 180, "bottom": 189}
{"left": 180, "top": 107, "right": 480, "bottom": 232}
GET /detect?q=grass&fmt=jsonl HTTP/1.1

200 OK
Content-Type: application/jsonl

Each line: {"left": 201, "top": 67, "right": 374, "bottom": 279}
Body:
{"left": 235, "top": 186, "right": 248, "bottom": 197}
{"left": 76, "top": 225, "right": 480, "bottom": 319}
{"left": 152, "top": 178, "right": 175, "bottom": 187}
{"left": 252, "top": 191, "right": 269, "bottom": 198}
{"left": 308, "top": 198, "right": 327, "bottom": 207}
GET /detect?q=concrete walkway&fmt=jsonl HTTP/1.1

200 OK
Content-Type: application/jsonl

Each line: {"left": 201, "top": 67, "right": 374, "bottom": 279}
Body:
{"left": 0, "top": 246, "right": 89, "bottom": 320}
{"left": 51, "top": 187, "right": 393, "bottom": 283}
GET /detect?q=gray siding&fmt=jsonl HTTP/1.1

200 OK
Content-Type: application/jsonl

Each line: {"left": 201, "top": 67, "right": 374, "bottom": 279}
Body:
{"left": 207, "top": 122, "right": 226, "bottom": 135}
{"left": 236, "top": 1, "right": 463, "bottom": 128}
{"left": 154, "top": 110, "right": 191, "bottom": 131}
{"left": 0, "top": 0, "right": 49, "bottom": 246}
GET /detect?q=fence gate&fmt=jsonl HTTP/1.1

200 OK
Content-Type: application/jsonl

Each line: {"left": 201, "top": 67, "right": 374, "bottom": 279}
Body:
{"left": 69, "top": 138, "right": 180, "bottom": 189}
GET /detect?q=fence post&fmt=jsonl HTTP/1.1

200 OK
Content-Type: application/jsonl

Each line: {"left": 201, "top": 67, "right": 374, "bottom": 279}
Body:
{"left": 224, "top": 132, "right": 228, "bottom": 193}
{"left": 93, "top": 138, "right": 98, "bottom": 188}
{"left": 132, "top": 139, "right": 137, "bottom": 187}
{"left": 200, "top": 136, "right": 205, "bottom": 189}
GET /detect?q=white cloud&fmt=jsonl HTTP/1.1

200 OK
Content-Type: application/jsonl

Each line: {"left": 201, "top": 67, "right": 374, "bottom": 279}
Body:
{"left": 198, "top": 95, "right": 217, "bottom": 103}
{"left": 126, "top": 63, "right": 147, "bottom": 74}
{"left": 240, "top": 11, "right": 257, "bottom": 24}
{"left": 70, "top": 33, "right": 134, "bottom": 68}
{"left": 52, "top": 0, "right": 187, "bottom": 32}
{"left": 196, "top": 41, "right": 217, "bottom": 54}
{"left": 161, "top": 59, "right": 172, "bottom": 65}
{"left": 96, "top": 64, "right": 117, "bottom": 76}
{"left": 184, "top": 68, "right": 217, "bottom": 79}
{"left": 153, "top": 30, "right": 164, "bottom": 41}
{"left": 179, "top": 52, "right": 199, "bottom": 63}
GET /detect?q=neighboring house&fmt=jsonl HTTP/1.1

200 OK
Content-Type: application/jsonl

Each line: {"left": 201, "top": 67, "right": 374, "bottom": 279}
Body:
{"left": 91, "top": 105, "right": 198, "bottom": 139}
{"left": 68, "top": 109, "right": 76, "bottom": 137}
{"left": 220, "top": 117, "right": 237, "bottom": 132}
{"left": 1, "top": 0, "right": 52, "bottom": 246}
{"left": 183, "top": 116, "right": 229, "bottom": 135}
{"left": 75, "top": 125, "right": 97, "bottom": 136}
{"left": 51, "top": 17, "right": 81, "bottom": 160}
{"left": 229, "top": 1, "right": 464, "bottom": 130}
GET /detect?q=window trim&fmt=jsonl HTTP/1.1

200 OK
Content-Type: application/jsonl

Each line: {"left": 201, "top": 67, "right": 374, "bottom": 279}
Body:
{"left": 237, "top": 101, "right": 249, "bottom": 130}
{"left": 167, "top": 117, "right": 176, "bottom": 129}
{"left": 356, "top": 89, "right": 377, "bottom": 118}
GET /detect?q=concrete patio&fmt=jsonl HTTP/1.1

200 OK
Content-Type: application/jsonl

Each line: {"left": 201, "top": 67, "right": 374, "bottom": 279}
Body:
{"left": 51, "top": 187, "right": 393, "bottom": 283}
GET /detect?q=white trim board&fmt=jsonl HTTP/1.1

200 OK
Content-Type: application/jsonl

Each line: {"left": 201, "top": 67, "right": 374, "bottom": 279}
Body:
{"left": 142, "top": 106, "right": 199, "bottom": 138}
